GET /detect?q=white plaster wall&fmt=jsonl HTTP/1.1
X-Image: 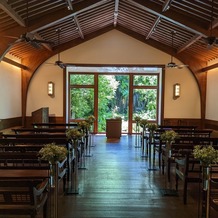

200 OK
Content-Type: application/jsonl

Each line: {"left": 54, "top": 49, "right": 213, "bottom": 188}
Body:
{"left": 27, "top": 64, "right": 63, "bottom": 117}
{"left": 206, "top": 58, "right": 218, "bottom": 120}
{"left": 27, "top": 29, "right": 200, "bottom": 118}
{"left": 0, "top": 55, "right": 21, "bottom": 119}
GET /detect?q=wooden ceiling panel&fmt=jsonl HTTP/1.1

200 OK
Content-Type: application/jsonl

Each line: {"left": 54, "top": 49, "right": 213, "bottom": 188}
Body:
{"left": 1, "top": 0, "right": 218, "bottom": 65}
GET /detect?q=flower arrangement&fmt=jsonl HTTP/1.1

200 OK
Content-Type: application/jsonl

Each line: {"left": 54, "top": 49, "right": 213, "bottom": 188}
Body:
{"left": 38, "top": 143, "right": 68, "bottom": 164}
{"left": 134, "top": 116, "right": 141, "bottom": 123}
{"left": 78, "top": 120, "right": 90, "bottom": 132}
{"left": 193, "top": 145, "right": 218, "bottom": 167}
{"left": 66, "top": 128, "right": 84, "bottom": 141}
{"left": 147, "top": 123, "right": 158, "bottom": 132}
{"left": 86, "top": 115, "right": 95, "bottom": 125}
{"left": 139, "top": 119, "right": 148, "bottom": 128}
{"left": 160, "top": 130, "right": 178, "bottom": 143}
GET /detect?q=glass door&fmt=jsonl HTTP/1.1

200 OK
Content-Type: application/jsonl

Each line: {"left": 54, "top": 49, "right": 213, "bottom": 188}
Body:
{"left": 69, "top": 74, "right": 95, "bottom": 121}
{"left": 98, "top": 75, "right": 129, "bottom": 133}
{"left": 132, "top": 74, "right": 159, "bottom": 133}
{"left": 67, "top": 70, "right": 161, "bottom": 134}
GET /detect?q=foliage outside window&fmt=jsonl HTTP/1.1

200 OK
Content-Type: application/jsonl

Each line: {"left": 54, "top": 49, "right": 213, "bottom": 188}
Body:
{"left": 69, "top": 72, "right": 159, "bottom": 133}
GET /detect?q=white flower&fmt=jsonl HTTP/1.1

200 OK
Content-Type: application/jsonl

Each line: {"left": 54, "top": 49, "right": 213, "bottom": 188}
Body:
{"left": 38, "top": 143, "right": 68, "bottom": 164}
{"left": 193, "top": 145, "right": 218, "bottom": 166}
{"left": 160, "top": 130, "right": 178, "bottom": 143}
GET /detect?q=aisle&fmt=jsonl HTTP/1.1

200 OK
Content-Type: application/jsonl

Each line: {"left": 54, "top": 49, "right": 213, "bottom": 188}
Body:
{"left": 58, "top": 135, "right": 200, "bottom": 218}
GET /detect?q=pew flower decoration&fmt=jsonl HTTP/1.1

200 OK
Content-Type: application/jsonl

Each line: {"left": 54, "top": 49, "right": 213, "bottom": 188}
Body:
{"left": 134, "top": 116, "right": 141, "bottom": 124}
{"left": 139, "top": 119, "right": 148, "bottom": 128}
{"left": 87, "top": 115, "right": 95, "bottom": 125}
{"left": 193, "top": 145, "right": 218, "bottom": 167}
{"left": 147, "top": 123, "right": 158, "bottom": 132}
{"left": 78, "top": 120, "right": 90, "bottom": 133}
{"left": 66, "top": 128, "right": 84, "bottom": 141}
{"left": 160, "top": 130, "right": 178, "bottom": 144}
{"left": 38, "top": 143, "right": 68, "bottom": 164}
{"left": 147, "top": 123, "right": 158, "bottom": 138}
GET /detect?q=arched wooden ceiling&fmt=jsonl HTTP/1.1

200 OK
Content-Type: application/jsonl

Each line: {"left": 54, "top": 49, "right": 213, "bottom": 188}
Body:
{"left": 0, "top": 0, "right": 218, "bottom": 70}
{"left": 1, "top": 0, "right": 218, "bottom": 123}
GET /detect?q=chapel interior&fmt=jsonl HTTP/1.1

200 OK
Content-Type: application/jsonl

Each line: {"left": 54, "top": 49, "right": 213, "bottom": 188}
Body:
{"left": 1, "top": 1, "right": 218, "bottom": 218}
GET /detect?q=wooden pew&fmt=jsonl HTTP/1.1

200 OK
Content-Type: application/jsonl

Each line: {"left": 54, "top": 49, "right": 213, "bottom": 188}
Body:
{"left": 12, "top": 127, "right": 70, "bottom": 134}
{"left": 210, "top": 178, "right": 218, "bottom": 213}
{"left": 160, "top": 135, "right": 218, "bottom": 183}
{"left": 0, "top": 148, "right": 67, "bottom": 193}
{"left": 154, "top": 132, "right": 218, "bottom": 172}
{"left": 0, "top": 137, "right": 83, "bottom": 189}
{"left": 0, "top": 137, "right": 71, "bottom": 178}
{"left": 161, "top": 143, "right": 195, "bottom": 182}
{"left": 2, "top": 133, "right": 67, "bottom": 139}
{"left": 175, "top": 152, "right": 201, "bottom": 204}
{"left": 175, "top": 155, "right": 218, "bottom": 205}
{"left": 0, "top": 137, "right": 68, "bottom": 146}
{"left": 32, "top": 122, "right": 78, "bottom": 128}
{"left": 158, "top": 125, "right": 197, "bottom": 130}
{"left": 0, "top": 179, "right": 49, "bottom": 218}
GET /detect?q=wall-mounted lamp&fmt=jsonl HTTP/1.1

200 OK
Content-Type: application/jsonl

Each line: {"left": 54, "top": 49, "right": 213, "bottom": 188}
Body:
{"left": 48, "top": 81, "right": 54, "bottom": 97}
{"left": 173, "top": 83, "right": 180, "bottom": 99}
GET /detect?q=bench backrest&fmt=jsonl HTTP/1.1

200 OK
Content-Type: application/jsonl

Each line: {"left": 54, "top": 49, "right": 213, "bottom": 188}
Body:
{"left": 0, "top": 179, "right": 48, "bottom": 216}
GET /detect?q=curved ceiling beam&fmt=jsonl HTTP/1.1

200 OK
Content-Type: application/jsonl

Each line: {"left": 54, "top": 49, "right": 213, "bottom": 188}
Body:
{"left": 0, "top": 0, "right": 25, "bottom": 27}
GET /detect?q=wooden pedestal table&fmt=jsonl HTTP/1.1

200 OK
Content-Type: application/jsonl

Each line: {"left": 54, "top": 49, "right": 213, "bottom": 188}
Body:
{"left": 106, "top": 118, "right": 122, "bottom": 139}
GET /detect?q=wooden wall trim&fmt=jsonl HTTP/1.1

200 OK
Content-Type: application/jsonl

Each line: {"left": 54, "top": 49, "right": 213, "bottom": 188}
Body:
{"left": 204, "top": 119, "right": 218, "bottom": 130}
{"left": 0, "top": 117, "right": 22, "bottom": 131}
{"left": 163, "top": 118, "right": 202, "bottom": 128}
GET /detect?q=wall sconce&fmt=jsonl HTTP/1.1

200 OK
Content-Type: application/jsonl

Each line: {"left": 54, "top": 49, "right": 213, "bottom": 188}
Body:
{"left": 173, "top": 83, "right": 180, "bottom": 99}
{"left": 48, "top": 81, "right": 54, "bottom": 97}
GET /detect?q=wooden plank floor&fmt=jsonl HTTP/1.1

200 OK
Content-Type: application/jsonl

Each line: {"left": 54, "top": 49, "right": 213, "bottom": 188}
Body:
{"left": 57, "top": 135, "right": 218, "bottom": 218}
{"left": 1, "top": 135, "right": 217, "bottom": 218}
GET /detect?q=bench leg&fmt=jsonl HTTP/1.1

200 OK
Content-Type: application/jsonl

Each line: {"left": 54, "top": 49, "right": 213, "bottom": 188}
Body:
{"left": 183, "top": 180, "right": 188, "bottom": 204}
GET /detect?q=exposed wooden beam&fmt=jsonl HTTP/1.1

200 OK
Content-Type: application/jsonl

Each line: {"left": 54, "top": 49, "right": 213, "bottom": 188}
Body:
{"left": 146, "top": 0, "right": 171, "bottom": 40}
{"left": 177, "top": 35, "right": 202, "bottom": 53}
{"left": 32, "top": 0, "right": 107, "bottom": 33}
{"left": 201, "top": 63, "right": 218, "bottom": 72}
{"left": 114, "top": 0, "right": 119, "bottom": 27}
{"left": 65, "top": 0, "right": 73, "bottom": 10}
{"left": 0, "top": 0, "right": 25, "bottom": 27}
{"left": 127, "top": 0, "right": 208, "bottom": 37}
{"left": 74, "top": 15, "right": 84, "bottom": 39}
{"left": 162, "top": 0, "right": 173, "bottom": 11}
{"left": 145, "top": 17, "right": 160, "bottom": 40}
{"left": 2, "top": 57, "right": 28, "bottom": 70}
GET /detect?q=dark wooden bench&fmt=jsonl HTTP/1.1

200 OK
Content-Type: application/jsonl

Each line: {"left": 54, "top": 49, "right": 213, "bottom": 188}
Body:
{"left": 32, "top": 123, "right": 78, "bottom": 128}
{"left": 0, "top": 151, "right": 49, "bottom": 169}
{"left": 0, "top": 179, "right": 49, "bottom": 218}
{"left": 0, "top": 137, "right": 79, "bottom": 186}
{"left": 0, "top": 137, "right": 69, "bottom": 146}
{"left": 210, "top": 178, "right": 218, "bottom": 213}
{"left": 2, "top": 133, "right": 67, "bottom": 139}
{"left": 153, "top": 134, "right": 218, "bottom": 172}
{"left": 158, "top": 125, "right": 197, "bottom": 130}
{"left": 161, "top": 143, "right": 195, "bottom": 181}
{"left": 12, "top": 127, "right": 70, "bottom": 134}
{"left": 0, "top": 149, "right": 67, "bottom": 193}
{"left": 175, "top": 152, "right": 202, "bottom": 204}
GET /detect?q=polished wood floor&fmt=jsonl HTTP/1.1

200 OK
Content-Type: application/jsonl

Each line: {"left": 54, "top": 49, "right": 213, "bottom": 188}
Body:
{"left": 1, "top": 135, "right": 217, "bottom": 218}
{"left": 57, "top": 135, "right": 217, "bottom": 218}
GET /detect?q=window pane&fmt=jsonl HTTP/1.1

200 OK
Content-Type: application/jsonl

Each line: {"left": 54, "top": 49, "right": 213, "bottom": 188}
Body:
{"left": 133, "top": 89, "right": 157, "bottom": 120}
{"left": 70, "top": 74, "right": 94, "bottom": 85}
{"left": 133, "top": 75, "right": 157, "bottom": 86}
{"left": 70, "top": 88, "right": 94, "bottom": 119}
{"left": 98, "top": 75, "right": 129, "bottom": 133}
